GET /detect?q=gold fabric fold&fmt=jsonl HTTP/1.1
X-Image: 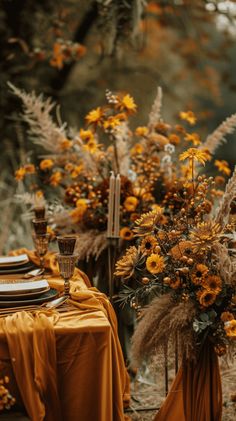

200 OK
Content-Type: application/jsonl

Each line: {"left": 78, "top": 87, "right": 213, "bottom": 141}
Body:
{"left": 0, "top": 311, "right": 61, "bottom": 421}
{"left": 154, "top": 341, "right": 222, "bottom": 421}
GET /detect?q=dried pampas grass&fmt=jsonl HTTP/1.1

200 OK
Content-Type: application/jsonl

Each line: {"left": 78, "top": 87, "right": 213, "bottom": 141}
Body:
{"left": 131, "top": 294, "right": 196, "bottom": 367}
{"left": 201, "top": 114, "right": 236, "bottom": 155}
{"left": 75, "top": 230, "right": 107, "bottom": 261}
{"left": 148, "top": 86, "right": 163, "bottom": 130}
{"left": 215, "top": 166, "right": 236, "bottom": 227}
{"left": 213, "top": 242, "right": 236, "bottom": 287}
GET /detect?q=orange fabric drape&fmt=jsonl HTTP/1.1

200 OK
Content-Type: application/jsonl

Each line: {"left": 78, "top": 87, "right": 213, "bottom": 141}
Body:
{"left": 154, "top": 341, "right": 222, "bottom": 421}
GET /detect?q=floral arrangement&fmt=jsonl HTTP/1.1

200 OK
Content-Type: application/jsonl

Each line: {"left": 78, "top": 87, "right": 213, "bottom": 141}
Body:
{"left": 0, "top": 376, "right": 15, "bottom": 411}
{"left": 115, "top": 153, "right": 236, "bottom": 362}
{"left": 11, "top": 83, "right": 236, "bottom": 263}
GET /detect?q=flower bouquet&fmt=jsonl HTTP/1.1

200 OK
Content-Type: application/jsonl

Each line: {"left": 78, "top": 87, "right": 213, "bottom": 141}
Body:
{"left": 114, "top": 150, "right": 236, "bottom": 418}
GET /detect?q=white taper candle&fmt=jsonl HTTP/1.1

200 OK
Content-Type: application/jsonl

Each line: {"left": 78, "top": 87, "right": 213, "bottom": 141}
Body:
{"left": 107, "top": 171, "right": 115, "bottom": 237}
{"left": 114, "top": 174, "right": 121, "bottom": 237}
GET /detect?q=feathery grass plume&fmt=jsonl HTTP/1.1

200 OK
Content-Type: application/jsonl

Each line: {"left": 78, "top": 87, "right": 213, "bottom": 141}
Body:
{"left": 75, "top": 230, "right": 108, "bottom": 261}
{"left": 148, "top": 86, "right": 163, "bottom": 130}
{"left": 213, "top": 242, "right": 236, "bottom": 287}
{"left": 200, "top": 114, "right": 236, "bottom": 155}
{"left": 214, "top": 166, "right": 236, "bottom": 227}
{"left": 8, "top": 82, "right": 67, "bottom": 152}
{"left": 131, "top": 294, "right": 196, "bottom": 367}
{"left": 14, "top": 192, "right": 46, "bottom": 208}
{"left": 114, "top": 122, "right": 130, "bottom": 176}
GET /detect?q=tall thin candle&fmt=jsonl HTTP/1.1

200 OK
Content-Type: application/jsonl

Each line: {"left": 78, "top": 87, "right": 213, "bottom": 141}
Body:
{"left": 107, "top": 171, "right": 115, "bottom": 237}
{"left": 114, "top": 174, "right": 121, "bottom": 237}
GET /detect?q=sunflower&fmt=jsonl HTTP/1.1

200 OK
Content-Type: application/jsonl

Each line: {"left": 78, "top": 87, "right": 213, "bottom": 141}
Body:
{"left": 114, "top": 246, "right": 140, "bottom": 279}
{"left": 190, "top": 221, "right": 222, "bottom": 249}
{"left": 197, "top": 289, "right": 217, "bottom": 307}
{"left": 224, "top": 319, "right": 236, "bottom": 338}
{"left": 191, "top": 264, "right": 209, "bottom": 285}
{"left": 202, "top": 275, "right": 222, "bottom": 294}
{"left": 170, "top": 241, "right": 193, "bottom": 261}
{"left": 120, "top": 227, "right": 134, "bottom": 241}
{"left": 134, "top": 210, "right": 164, "bottom": 236}
{"left": 179, "top": 148, "right": 209, "bottom": 165}
{"left": 146, "top": 253, "right": 165, "bottom": 274}
{"left": 140, "top": 236, "right": 158, "bottom": 254}
{"left": 124, "top": 196, "right": 139, "bottom": 212}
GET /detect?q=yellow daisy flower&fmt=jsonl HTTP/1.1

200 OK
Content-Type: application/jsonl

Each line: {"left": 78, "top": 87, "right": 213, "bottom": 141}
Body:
{"left": 146, "top": 253, "right": 165, "bottom": 274}
{"left": 117, "top": 94, "right": 137, "bottom": 114}
{"left": 215, "top": 160, "right": 231, "bottom": 176}
{"left": 79, "top": 129, "right": 94, "bottom": 142}
{"left": 179, "top": 111, "right": 196, "bottom": 125}
{"left": 83, "top": 139, "right": 99, "bottom": 154}
{"left": 179, "top": 148, "right": 209, "bottom": 165}
{"left": 85, "top": 107, "right": 103, "bottom": 126}
{"left": 140, "top": 236, "right": 158, "bottom": 254}
{"left": 184, "top": 133, "right": 201, "bottom": 146}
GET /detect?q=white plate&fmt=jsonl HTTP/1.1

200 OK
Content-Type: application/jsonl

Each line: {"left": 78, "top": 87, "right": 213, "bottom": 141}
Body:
{"left": 0, "top": 286, "right": 50, "bottom": 300}
{"left": 0, "top": 279, "right": 49, "bottom": 295}
{"left": 0, "top": 254, "right": 29, "bottom": 267}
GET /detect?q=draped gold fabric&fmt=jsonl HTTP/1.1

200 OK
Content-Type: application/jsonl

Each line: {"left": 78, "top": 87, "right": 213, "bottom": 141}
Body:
{"left": 0, "top": 272, "right": 130, "bottom": 421}
{"left": 154, "top": 341, "right": 222, "bottom": 421}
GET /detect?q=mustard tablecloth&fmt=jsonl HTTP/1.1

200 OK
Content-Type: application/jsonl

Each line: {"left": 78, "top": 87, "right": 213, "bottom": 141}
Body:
{"left": 0, "top": 272, "right": 130, "bottom": 421}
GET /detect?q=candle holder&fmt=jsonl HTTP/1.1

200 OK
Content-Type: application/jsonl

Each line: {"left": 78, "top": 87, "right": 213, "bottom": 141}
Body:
{"left": 32, "top": 218, "right": 48, "bottom": 235}
{"left": 57, "top": 236, "right": 77, "bottom": 255}
{"left": 33, "top": 233, "right": 50, "bottom": 271}
{"left": 57, "top": 254, "right": 77, "bottom": 295}
{"left": 107, "top": 236, "right": 120, "bottom": 302}
{"left": 33, "top": 207, "right": 46, "bottom": 219}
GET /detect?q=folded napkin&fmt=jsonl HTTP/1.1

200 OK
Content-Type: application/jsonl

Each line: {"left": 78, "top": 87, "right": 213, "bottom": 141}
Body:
{"left": 0, "top": 310, "right": 61, "bottom": 421}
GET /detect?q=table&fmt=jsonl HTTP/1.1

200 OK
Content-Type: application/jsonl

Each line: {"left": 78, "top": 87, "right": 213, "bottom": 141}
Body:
{"left": 0, "top": 272, "right": 130, "bottom": 421}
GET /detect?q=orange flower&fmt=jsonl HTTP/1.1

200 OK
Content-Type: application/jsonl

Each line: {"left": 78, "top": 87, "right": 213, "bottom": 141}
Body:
{"left": 120, "top": 227, "right": 134, "bottom": 241}
{"left": 221, "top": 312, "right": 234, "bottom": 322}
{"left": 60, "top": 139, "right": 72, "bottom": 150}
{"left": 135, "top": 126, "right": 148, "bottom": 137}
{"left": 179, "top": 111, "right": 196, "bottom": 125}
{"left": 224, "top": 319, "right": 236, "bottom": 338}
{"left": 49, "top": 171, "right": 62, "bottom": 186}
{"left": 214, "top": 160, "right": 231, "bottom": 176}
{"left": 169, "top": 277, "right": 181, "bottom": 289}
{"left": 140, "top": 236, "right": 158, "bottom": 254}
{"left": 50, "top": 43, "right": 65, "bottom": 69}
{"left": 15, "top": 167, "right": 26, "bottom": 181}
{"left": 202, "top": 275, "right": 222, "bottom": 294}
{"left": 191, "top": 264, "right": 209, "bottom": 285}
{"left": 85, "top": 107, "right": 103, "bottom": 126}
{"left": 24, "top": 164, "right": 36, "bottom": 174}
{"left": 184, "top": 133, "right": 201, "bottom": 146}
{"left": 75, "top": 198, "right": 87, "bottom": 212}
{"left": 124, "top": 196, "right": 139, "bottom": 212}
{"left": 198, "top": 290, "right": 217, "bottom": 307}
{"left": 71, "top": 165, "right": 83, "bottom": 178}
{"left": 79, "top": 129, "right": 94, "bottom": 142}
{"left": 39, "top": 159, "right": 54, "bottom": 171}
{"left": 168, "top": 133, "right": 180, "bottom": 145}
{"left": 83, "top": 139, "right": 99, "bottom": 154}
{"left": 130, "top": 143, "right": 144, "bottom": 155}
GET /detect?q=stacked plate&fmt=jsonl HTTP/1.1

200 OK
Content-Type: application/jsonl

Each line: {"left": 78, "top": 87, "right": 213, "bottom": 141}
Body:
{"left": 0, "top": 254, "right": 59, "bottom": 308}
{"left": 0, "top": 254, "right": 35, "bottom": 275}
